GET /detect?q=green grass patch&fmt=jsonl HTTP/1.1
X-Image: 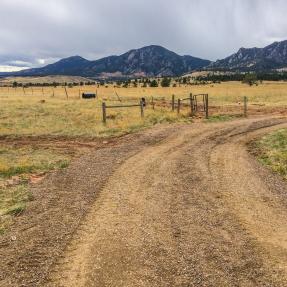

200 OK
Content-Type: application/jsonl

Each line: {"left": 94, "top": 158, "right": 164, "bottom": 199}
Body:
{"left": 0, "top": 146, "right": 71, "bottom": 178}
{"left": 0, "top": 184, "right": 32, "bottom": 216}
{"left": 5, "top": 203, "right": 26, "bottom": 216}
{"left": 253, "top": 129, "right": 287, "bottom": 179}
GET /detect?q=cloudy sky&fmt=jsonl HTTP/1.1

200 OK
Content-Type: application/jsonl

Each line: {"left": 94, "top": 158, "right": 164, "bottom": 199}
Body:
{"left": 0, "top": 0, "right": 287, "bottom": 71}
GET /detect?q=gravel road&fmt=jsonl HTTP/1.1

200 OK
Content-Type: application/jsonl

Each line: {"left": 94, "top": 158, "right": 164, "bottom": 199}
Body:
{"left": 1, "top": 116, "right": 287, "bottom": 286}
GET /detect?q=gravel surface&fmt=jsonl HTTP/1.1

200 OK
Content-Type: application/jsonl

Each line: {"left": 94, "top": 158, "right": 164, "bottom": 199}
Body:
{"left": 1, "top": 117, "right": 287, "bottom": 286}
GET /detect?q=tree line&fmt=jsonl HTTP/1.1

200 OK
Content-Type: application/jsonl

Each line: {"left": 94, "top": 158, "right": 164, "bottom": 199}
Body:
{"left": 4, "top": 72, "right": 287, "bottom": 89}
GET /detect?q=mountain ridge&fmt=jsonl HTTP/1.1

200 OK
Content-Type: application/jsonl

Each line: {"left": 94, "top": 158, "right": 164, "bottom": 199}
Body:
{"left": 208, "top": 40, "right": 287, "bottom": 71}
{"left": 14, "top": 45, "right": 210, "bottom": 79}
{"left": 5, "top": 40, "right": 287, "bottom": 78}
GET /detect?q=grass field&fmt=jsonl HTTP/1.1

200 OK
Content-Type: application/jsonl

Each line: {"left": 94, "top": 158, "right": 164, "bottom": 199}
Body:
{"left": 1, "top": 80, "right": 287, "bottom": 233}
{"left": 3, "top": 81, "right": 287, "bottom": 105}
{"left": 1, "top": 81, "right": 287, "bottom": 137}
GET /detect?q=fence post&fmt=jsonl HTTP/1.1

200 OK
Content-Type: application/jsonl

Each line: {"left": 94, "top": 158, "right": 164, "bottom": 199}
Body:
{"left": 172, "top": 94, "right": 175, "bottom": 111}
{"left": 102, "top": 102, "right": 107, "bottom": 124}
{"left": 244, "top": 96, "right": 248, "bottom": 118}
{"left": 177, "top": 99, "right": 181, "bottom": 114}
{"left": 205, "top": 94, "right": 209, "bottom": 119}
{"left": 64, "top": 86, "right": 69, "bottom": 100}
{"left": 140, "top": 100, "right": 144, "bottom": 118}
{"left": 194, "top": 95, "right": 198, "bottom": 112}
{"left": 203, "top": 94, "right": 206, "bottom": 112}
{"left": 151, "top": 96, "right": 155, "bottom": 110}
{"left": 190, "top": 93, "right": 194, "bottom": 116}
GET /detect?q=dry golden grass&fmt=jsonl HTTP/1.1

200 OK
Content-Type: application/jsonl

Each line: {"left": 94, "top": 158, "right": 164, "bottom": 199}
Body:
{"left": 1, "top": 81, "right": 287, "bottom": 138}
{"left": 2, "top": 81, "right": 287, "bottom": 104}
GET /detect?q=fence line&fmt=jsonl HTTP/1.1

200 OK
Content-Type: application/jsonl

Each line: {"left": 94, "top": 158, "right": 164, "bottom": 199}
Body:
{"left": 102, "top": 100, "right": 144, "bottom": 123}
{"left": 0, "top": 86, "right": 249, "bottom": 122}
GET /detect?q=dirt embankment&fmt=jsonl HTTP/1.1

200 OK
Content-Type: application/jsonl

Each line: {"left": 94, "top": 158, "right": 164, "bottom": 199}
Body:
{"left": 1, "top": 116, "right": 287, "bottom": 286}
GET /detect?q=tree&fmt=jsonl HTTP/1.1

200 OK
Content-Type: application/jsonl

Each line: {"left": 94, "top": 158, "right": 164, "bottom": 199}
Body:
{"left": 150, "top": 80, "right": 158, "bottom": 87}
{"left": 161, "top": 77, "right": 171, "bottom": 87}
{"left": 242, "top": 73, "right": 258, "bottom": 86}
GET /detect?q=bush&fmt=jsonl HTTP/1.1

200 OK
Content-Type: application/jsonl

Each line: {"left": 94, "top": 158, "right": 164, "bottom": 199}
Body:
{"left": 242, "top": 73, "right": 258, "bottom": 86}
{"left": 161, "top": 77, "right": 171, "bottom": 87}
{"left": 150, "top": 80, "right": 158, "bottom": 87}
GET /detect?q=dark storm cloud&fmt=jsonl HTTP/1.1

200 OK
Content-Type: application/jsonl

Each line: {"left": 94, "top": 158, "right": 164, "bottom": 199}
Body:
{"left": 0, "top": 0, "right": 287, "bottom": 71}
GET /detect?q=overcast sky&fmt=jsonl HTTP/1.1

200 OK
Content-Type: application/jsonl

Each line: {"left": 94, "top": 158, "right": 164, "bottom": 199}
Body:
{"left": 0, "top": 0, "right": 287, "bottom": 71}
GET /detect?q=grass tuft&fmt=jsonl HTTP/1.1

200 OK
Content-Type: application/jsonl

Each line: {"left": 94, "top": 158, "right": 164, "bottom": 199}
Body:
{"left": 253, "top": 129, "right": 287, "bottom": 179}
{"left": 5, "top": 203, "right": 26, "bottom": 216}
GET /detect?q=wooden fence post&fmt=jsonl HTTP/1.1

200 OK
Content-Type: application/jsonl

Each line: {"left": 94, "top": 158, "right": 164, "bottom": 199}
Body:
{"left": 205, "top": 94, "right": 209, "bottom": 119}
{"left": 151, "top": 96, "right": 155, "bottom": 110}
{"left": 102, "top": 102, "right": 107, "bottom": 124}
{"left": 190, "top": 93, "right": 194, "bottom": 116}
{"left": 172, "top": 94, "right": 175, "bottom": 111}
{"left": 64, "top": 86, "right": 69, "bottom": 100}
{"left": 140, "top": 100, "right": 144, "bottom": 118}
{"left": 244, "top": 96, "right": 247, "bottom": 118}
{"left": 203, "top": 94, "right": 206, "bottom": 112}
{"left": 177, "top": 99, "right": 181, "bottom": 114}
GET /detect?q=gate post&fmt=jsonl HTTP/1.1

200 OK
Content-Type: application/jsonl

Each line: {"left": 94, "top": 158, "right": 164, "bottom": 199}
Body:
{"left": 190, "top": 93, "right": 194, "bottom": 116}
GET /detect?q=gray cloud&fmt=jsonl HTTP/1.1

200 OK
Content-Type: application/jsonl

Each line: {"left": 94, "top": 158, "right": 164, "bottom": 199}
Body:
{"left": 0, "top": 0, "right": 287, "bottom": 70}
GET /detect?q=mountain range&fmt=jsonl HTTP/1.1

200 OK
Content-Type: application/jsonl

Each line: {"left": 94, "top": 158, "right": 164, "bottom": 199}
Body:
{"left": 209, "top": 40, "right": 287, "bottom": 71}
{"left": 13, "top": 45, "right": 210, "bottom": 79}
{"left": 4, "top": 40, "right": 287, "bottom": 78}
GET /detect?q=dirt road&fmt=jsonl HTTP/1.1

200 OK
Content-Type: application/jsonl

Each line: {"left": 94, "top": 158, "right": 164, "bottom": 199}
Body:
{"left": 1, "top": 117, "right": 287, "bottom": 286}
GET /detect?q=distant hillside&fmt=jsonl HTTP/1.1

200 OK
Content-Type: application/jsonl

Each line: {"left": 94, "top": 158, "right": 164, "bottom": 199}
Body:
{"left": 14, "top": 45, "right": 211, "bottom": 78}
{"left": 209, "top": 40, "right": 287, "bottom": 72}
